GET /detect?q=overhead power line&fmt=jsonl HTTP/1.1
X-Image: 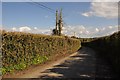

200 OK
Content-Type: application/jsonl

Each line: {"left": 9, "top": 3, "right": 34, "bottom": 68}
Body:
{"left": 27, "top": 2, "right": 46, "bottom": 10}
{"left": 29, "top": 0, "right": 55, "bottom": 14}
{"left": 63, "top": 20, "right": 68, "bottom": 27}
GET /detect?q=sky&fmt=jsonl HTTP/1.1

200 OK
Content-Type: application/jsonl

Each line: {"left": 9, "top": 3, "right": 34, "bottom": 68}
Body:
{"left": 1, "top": 1, "right": 119, "bottom": 38}
{"left": 1, "top": 0, "right": 119, "bottom": 2}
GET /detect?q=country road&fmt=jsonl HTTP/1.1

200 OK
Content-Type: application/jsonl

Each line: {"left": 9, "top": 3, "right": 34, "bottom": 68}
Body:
{"left": 2, "top": 47, "right": 117, "bottom": 79}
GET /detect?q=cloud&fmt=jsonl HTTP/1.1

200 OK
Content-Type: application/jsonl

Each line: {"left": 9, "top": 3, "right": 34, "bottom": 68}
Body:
{"left": 11, "top": 26, "right": 32, "bottom": 32}
{"left": 12, "top": 27, "right": 17, "bottom": 31}
{"left": 34, "top": 27, "right": 37, "bottom": 29}
{"left": 108, "top": 26, "right": 113, "bottom": 29}
{"left": 10, "top": 26, "right": 52, "bottom": 35}
{"left": 81, "top": 11, "right": 93, "bottom": 17}
{"left": 82, "top": 1, "right": 118, "bottom": 18}
{"left": 95, "top": 28, "right": 99, "bottom": 32}
{"left": 19, "top": 26, "right": 31, "bottom": 32}
{"left": 62, "top": 25, "right": 118, "bottom": 38}
{"left": 3, "top": 25, "right": 118, "bottom": 38}
{"left": 34, "top": 29, "right": 52, "bottom": 35}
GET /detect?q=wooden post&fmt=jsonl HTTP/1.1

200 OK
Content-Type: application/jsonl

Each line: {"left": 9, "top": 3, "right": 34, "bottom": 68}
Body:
{"left": 54, "top": 9, "right": 63, "bottom": 36}
{"left": 55, "top": 10, "right": 59, "bottom": 35}
{"left": 59, "top": 9, "right": 63, "bottom": 36}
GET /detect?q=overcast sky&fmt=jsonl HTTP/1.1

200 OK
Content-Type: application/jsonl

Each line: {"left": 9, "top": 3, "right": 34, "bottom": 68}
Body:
{"left": 1, "top": 1, "right": 119, "bottom": 38}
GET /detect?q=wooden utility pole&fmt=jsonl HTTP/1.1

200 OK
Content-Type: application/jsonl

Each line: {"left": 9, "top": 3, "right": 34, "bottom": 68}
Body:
{"left": 56, "top": 10, "right": 59, "bottom": 35}
{"left": 58, "top": 9, "right": 63, "bottom": 36}
{"left": 54, "top": 9, "right": 63, "bottom": 36}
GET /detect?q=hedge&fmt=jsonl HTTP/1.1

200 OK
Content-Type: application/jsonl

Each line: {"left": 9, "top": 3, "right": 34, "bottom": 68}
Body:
{"left": 82, "top": 31, "right": 120, "bottom": 75}
{"left": 1, "top": 31, "right": 81, "bottom": 74}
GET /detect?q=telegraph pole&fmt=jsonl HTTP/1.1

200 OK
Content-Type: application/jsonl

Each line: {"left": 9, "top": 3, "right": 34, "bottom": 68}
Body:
{"left": 59, "top": 9, "right": 63, "bottom": 36}
{"left": 56, "top": 10, "right": 59, "bottom": 35}
{"left": 54, "top": 9, "right": 63, "bottom": 36}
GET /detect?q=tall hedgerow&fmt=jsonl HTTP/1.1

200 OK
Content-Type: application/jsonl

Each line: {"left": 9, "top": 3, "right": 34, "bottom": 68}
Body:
{"left": 1, "top": 31, "right": 81, "bottom": 74}
{"left": 82, "top": 31, "right": 120, "bottom": 75}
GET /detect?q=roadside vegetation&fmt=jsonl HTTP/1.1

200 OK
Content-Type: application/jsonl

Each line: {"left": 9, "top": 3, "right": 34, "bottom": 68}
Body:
{"left": 1, "top": 30, "right": 81, "bottom": 75}
{"left": 81, "top": 31, "right": 120, "bottom": 75}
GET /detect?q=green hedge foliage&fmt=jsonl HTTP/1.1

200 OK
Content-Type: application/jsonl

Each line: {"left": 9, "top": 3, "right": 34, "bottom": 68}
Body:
{"left": 82, "top": 31, "right": 120, "bottom": 74}
{"left": 1, "top": 31, "right": 81, "bottom": 74}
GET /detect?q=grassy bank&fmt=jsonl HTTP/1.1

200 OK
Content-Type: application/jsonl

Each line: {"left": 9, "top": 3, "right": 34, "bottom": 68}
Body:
{"left": 1, "top": 31, "right": 81, "bottom": 75}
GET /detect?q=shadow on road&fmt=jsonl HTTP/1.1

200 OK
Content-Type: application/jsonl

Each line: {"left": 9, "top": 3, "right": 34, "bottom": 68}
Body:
{"left": 37, "top": 47, "right": 117, "bottom": 79}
